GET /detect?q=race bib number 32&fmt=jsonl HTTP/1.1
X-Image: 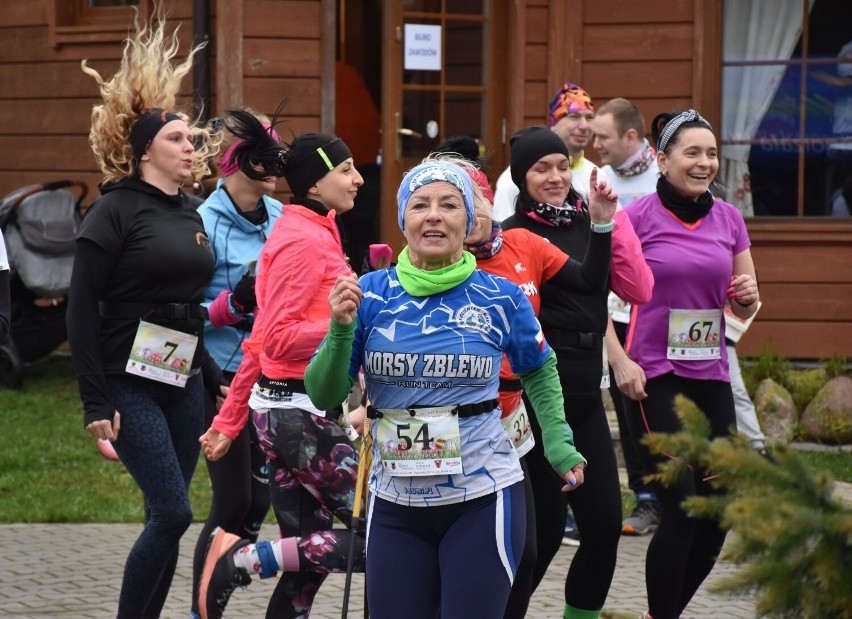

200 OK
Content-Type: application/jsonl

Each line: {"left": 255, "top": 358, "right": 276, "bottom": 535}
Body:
{"left": 126, "top": 321, "right": 198, "bottom": 387}
{"left": 377, "top": 408, "right": 462, "bottom": 476}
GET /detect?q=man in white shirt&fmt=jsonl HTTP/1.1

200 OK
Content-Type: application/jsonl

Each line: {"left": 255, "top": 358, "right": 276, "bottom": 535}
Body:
{"left": 592, "top": 97, "right": 659, "bottom": 204}
{"left": 492, "top": 83, "right": 597, "bottom": 221}
{"left": 591, "top": 97, "right": 662, "bottom": 537}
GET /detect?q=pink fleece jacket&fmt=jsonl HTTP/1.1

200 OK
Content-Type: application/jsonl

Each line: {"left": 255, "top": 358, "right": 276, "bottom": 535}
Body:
{"left": 609, "top": 209, "right": 653, "bottom": 304}
{"left": 211, "top": 204, "right": 352, "bottom": 439}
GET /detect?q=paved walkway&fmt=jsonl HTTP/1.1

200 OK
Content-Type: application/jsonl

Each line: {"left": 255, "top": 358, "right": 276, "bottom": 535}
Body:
{"left": 1, "top": 521, "right": 761, "bottom": 618}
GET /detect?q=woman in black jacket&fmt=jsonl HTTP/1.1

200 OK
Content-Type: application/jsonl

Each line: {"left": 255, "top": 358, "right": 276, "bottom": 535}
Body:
{"left": 502, "top": 126, "right": 653, "bottom": 619}
{"left": 65, "top": 11, "right": 225, "bottom": 619}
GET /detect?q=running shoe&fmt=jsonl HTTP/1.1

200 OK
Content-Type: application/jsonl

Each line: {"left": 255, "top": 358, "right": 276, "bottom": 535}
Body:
{"left": 621, "top": 500, "right": 660, "bottom": 536}
{"left": 561, "top": 511, "right": 581, "bottom": 547}
{"left": 198, "top": 528, "right": 252, "bottom": 619}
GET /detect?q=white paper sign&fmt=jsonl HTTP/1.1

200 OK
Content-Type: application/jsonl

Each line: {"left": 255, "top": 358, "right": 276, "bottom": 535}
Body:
{"left": 404, "top": 24, "right": 442, "bottom": 71}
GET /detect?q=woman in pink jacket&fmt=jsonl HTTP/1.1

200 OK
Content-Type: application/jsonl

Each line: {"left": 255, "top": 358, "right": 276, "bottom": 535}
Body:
{"left": 197, "top": 133, "right": 364, "bottom": 619}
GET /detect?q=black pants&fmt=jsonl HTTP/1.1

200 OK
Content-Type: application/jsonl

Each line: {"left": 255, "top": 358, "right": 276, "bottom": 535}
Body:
{"left": 505, "top": 392, "right": 622, "bottom": 616}
{"left": 623, "top": 372, "right": 735, "bottom": 619}
{"left": 191, "top": 371, "right": 270, "bottom": 613}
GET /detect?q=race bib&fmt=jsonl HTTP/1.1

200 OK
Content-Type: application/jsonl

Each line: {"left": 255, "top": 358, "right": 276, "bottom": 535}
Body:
{"left": 600, "top": 334, "right": 610, "bottom": 389}
{"left": 126, "top": 321, "right": 198, "bottom": 387}
{"left": 377, "top": 407, "right": 462, "bottom": 476}
{"left": 607, "top": 292, "right": 631, "bottom": 324}
{"left": 501, "top": 399, "right": 535, "bottom": 457}
{"left": 667, "top": 309, "right": 722, "bottom": 360}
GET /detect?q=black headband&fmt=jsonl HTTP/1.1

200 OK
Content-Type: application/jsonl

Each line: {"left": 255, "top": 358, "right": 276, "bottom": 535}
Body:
{"left": 130, "top": 108, "right": 182, "bottom": 162}
{"left": 284, "top": 138, "right": 353, "bottom": 197}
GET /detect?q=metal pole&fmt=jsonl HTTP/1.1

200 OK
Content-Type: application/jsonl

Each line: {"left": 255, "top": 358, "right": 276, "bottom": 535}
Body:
{"left": 342, "top": 418, "right": 371, "bottom": 618}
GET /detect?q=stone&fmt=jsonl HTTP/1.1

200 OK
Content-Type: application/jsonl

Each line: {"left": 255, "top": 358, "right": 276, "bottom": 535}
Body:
{"left": 754, "top": 378, "right": 797, "bottom": 443}
{"left": 800, "top": 375, "right": 852, "bottom": 444}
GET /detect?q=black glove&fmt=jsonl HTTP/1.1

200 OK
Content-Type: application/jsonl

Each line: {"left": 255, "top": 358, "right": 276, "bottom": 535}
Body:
{"left": 200, "top": 348, "right": 227, "bottom": 402}
{"left": 231, "top": 273, "right": 257, "bottom": 313}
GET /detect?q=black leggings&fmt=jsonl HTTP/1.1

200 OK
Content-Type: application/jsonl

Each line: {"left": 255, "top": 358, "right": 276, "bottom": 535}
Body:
{"left": 192, "top": 375, "right": 270, "bottom": 612}
{"left": 505, "top": 393, "right": 622, "bottom": 616}
{"left": 107, "top": 374, "right": 203, "bottom": 619}
{"left": 623, "top": 372, "right": 735, "bottom": 619}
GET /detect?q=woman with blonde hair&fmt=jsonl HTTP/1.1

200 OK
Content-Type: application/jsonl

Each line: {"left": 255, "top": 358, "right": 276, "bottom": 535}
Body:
{"left": 66, "top": 11, "right": 221, "bottom": 618}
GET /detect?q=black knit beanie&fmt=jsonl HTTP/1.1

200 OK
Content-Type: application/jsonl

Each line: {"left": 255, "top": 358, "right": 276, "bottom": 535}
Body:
{"left": 281, "top": 132, "right": 353, "bottom": 197}
{"left": 509, "top": 125, "right": 570, "bottom": 189}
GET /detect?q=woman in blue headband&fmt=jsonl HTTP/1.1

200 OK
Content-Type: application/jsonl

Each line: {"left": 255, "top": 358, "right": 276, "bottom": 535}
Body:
{"left": 197, "top": 131, "right": 366, "bottom": 619}
{"left": 298, "top": 157, "right": 586, "bottom": 618}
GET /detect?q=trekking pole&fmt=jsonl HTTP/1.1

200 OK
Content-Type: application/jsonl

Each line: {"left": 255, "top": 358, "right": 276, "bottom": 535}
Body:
{"left": 342, "top": 416, "right": 372, "bottom": 618}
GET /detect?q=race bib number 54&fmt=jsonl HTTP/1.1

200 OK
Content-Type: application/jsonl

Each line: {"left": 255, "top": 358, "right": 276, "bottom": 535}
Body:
{"left": 377, "top": 408, "right": 462, "bottom": 476}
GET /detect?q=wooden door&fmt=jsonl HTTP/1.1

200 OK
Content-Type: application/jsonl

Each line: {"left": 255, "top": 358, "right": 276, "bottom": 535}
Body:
{"left": 380, "top": 0, "right": 506, "bottom": 255}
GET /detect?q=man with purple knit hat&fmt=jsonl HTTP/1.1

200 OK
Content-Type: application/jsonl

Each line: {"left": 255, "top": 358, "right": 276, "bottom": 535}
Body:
{"left": 493, "top": 82, "right": 597, "bottom": 221}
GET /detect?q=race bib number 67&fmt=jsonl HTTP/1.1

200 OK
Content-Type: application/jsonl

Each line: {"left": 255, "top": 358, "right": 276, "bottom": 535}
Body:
{"left": 667, "top": 309, "right": 722, "bottom": 360}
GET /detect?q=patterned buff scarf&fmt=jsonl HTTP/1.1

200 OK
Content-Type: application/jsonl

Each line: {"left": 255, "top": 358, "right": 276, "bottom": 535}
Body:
{"left": 518, "top": 190, "right": 586, "bottom": 228}
{"left": 465, "top": 221, "right": 503, "bottom": 260}
{"left": 613, "top": 139, "right": 656, "bottom": 178}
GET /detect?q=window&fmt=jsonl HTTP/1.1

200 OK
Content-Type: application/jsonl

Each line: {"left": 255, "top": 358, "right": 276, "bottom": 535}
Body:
{"left": 721, "top": 0, "right": 852, "bottom": 217}
{"left": 50, "top": 0, "right": 150, "bottom": 48}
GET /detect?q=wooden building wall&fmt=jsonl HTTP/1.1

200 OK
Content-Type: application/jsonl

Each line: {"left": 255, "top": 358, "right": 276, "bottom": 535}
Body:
{"left": 0, "top": 0, "right": 848, "bottom": 361}
{"left": 0, "top": 1, "right": 326, "bottom": 203}
{"left": 739, "top": 222, "right": 852, "bottom": 360}
{"left": 233, "top": 0, "right": 324, "bottom": 134}
{"left": 0, "top": 1, "right": 197, "bottom": 201}
{"left": 214, "top": 0, "right": 327, "bottom": 198}
{"left": 507, "top": 0, "right": 720, "bottom": 152}
{"left": 505, "top": 0, "right": 851, "bottom": 361}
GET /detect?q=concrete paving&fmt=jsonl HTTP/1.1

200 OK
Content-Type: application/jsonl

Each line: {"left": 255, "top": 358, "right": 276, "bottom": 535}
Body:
{"left": 0, "top": 520, "right": 761, "bottom": 619}
{"left": 7, "top": 397, "right": 849, "bottom": 618}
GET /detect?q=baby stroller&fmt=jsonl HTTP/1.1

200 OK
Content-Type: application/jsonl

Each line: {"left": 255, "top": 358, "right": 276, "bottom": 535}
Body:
{"left": 0, "top": 180, "right": 88, "bottom": 389}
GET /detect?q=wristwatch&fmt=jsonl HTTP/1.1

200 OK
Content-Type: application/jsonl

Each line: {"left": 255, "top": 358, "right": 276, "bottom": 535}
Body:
{"left": 590, "top": 220, "right": 615, "bottom": 233}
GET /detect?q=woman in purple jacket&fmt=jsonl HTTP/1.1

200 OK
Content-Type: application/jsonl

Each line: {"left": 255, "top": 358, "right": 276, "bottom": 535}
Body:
{"left": 621, "top": 109, "right": 759, "bottom": 619}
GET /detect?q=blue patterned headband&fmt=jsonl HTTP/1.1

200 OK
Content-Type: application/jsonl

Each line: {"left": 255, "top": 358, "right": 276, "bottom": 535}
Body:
{"left": 397, "top": 161, "right": 475, "bottom": 235}
{"left": 657, "top": 109, "right": 712, "bottom": 153}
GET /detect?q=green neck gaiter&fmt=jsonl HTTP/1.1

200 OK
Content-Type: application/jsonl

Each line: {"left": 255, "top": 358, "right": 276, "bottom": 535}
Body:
{"left": 395, "top": 247, "right": 476, "bottom": 297}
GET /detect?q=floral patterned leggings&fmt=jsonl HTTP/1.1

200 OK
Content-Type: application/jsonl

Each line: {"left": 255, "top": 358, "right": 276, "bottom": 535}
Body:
{"left": 253, "top": 405, "right": 366, "bottom": 618}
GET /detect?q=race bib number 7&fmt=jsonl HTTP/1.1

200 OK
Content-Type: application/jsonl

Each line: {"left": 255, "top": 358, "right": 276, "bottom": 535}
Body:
{"left": 126, "top": 321, "right": 198, "bottom": 387}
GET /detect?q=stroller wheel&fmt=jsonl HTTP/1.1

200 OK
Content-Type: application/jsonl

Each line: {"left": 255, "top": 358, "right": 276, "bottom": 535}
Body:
{"left": 0, "top": 343, "right": 24, "bottom": 390}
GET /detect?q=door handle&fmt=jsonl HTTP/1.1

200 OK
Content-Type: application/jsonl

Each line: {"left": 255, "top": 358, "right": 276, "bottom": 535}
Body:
{"left": 394, "top": 112, "right": 423, "bottom": 161}
{"left": 397, "top": 127, "right": 423, "bottom": 138}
